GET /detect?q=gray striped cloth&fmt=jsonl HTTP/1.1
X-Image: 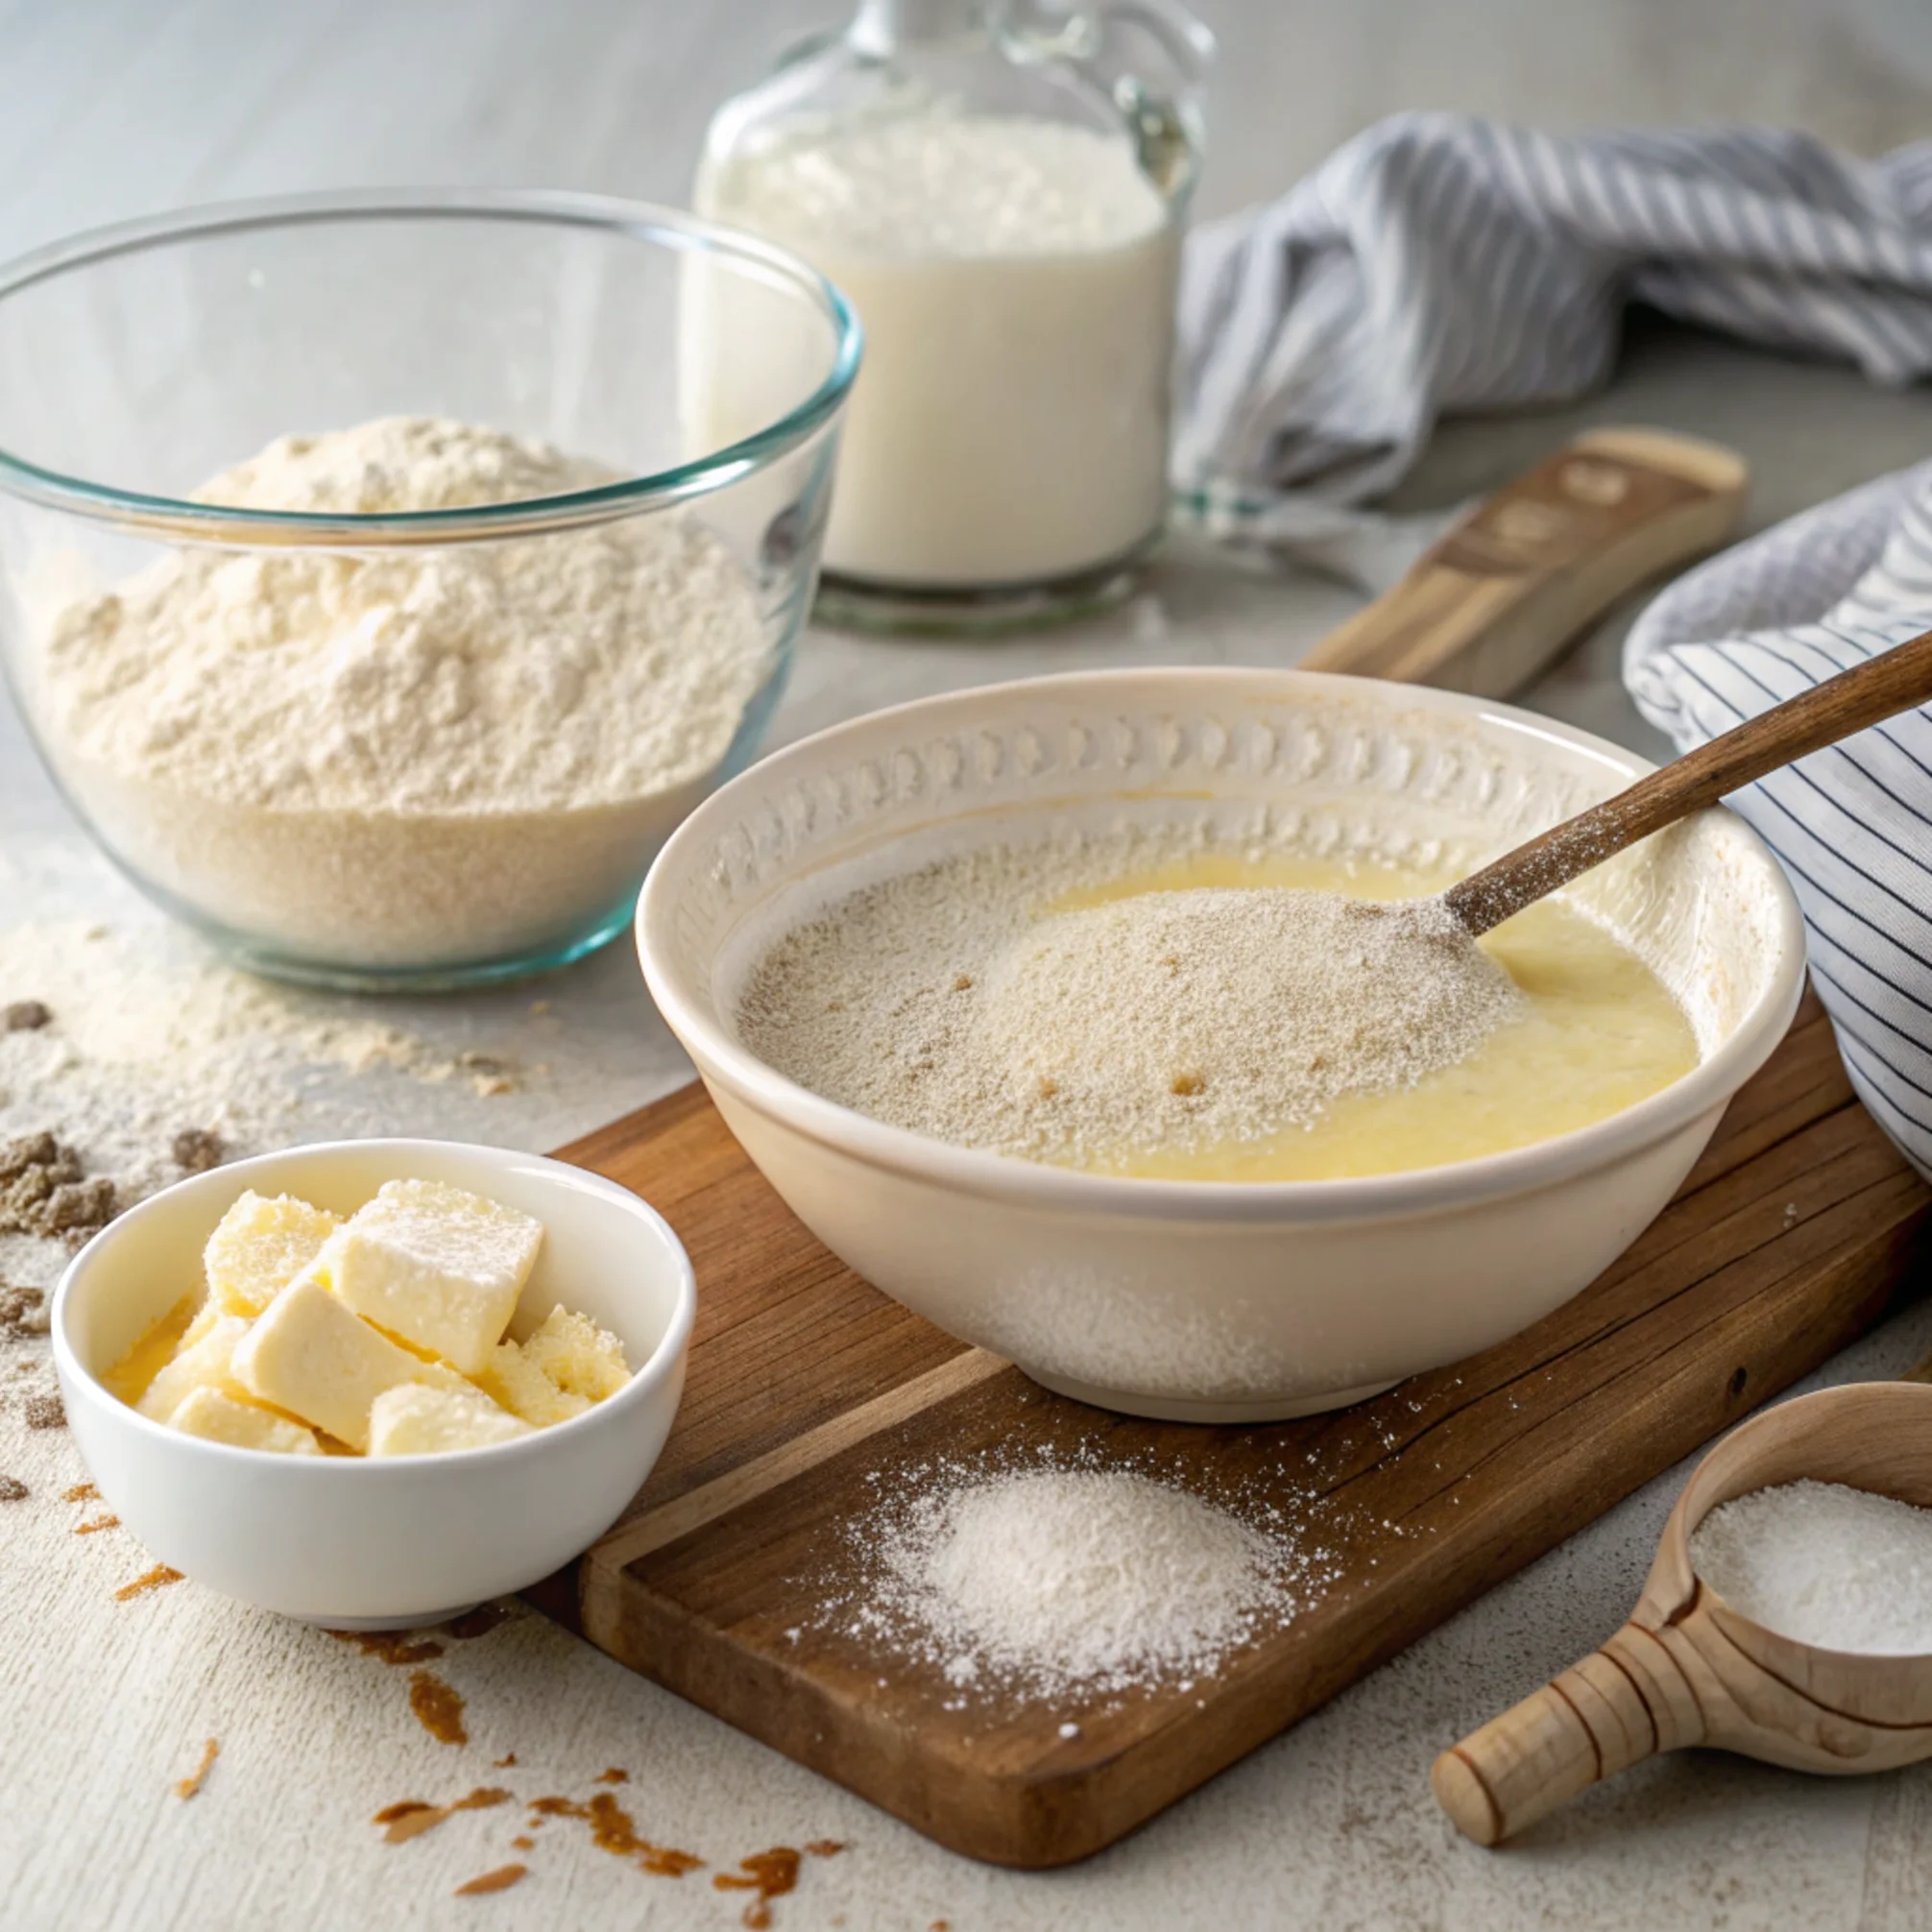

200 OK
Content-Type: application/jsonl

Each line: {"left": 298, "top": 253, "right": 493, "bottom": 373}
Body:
{"left": 1175, "top": 115, "right": 1932, "bottom": 555}
{"left": 1626, "top": 469, "right": 1932, "bottom": 1185}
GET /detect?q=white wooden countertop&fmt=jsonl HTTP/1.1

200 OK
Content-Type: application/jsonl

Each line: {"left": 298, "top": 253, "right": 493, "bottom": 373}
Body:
{"left": 6, "top": 6, "right": 1932, "bottom": 1927}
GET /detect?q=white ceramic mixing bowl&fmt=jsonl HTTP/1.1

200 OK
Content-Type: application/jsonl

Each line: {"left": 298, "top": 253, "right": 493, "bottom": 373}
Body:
{"left": 53, "top": 1140, "right": 693, "bottom": 1626}
{"left": 639, "top": 668, "right": 1805, "bottom": 1422}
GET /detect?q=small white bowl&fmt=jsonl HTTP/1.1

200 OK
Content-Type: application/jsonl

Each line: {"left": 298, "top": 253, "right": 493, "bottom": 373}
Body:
{"left": 52, "top": 1139, "right": 693, "bottom": 1628}
{"left": 639, "top": 667, "right": 1805, "bottom": 1423}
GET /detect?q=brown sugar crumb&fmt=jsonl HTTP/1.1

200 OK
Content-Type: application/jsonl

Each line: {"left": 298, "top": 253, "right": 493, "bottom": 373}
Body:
{"left": 74, "top": 1513, "right": 119, "bottom": 1534}
{"left": 715, "top": 1847, "right": 804, "bottom": 1928}
{"left": 62, "top": 1482, "right": 98, "bottom": 1504}
{"left": 173, "top": 1737, "right": 219, "bottom": 1800}
{"left": 0, "top": 1283, "right": 47, "bottom": 1339}
{"left": 115, "top": 1564, "right": 183, "bottom": 1601}
{"left": 0, "top": 1133, "right": 116, "bottom": 1245}
{"left": 23, "top": 1392, "right": 64, "bottom": 1430}
{"left": 594, "top": 1767, "right": 629, "bottom": 1785}
{"left": 454, "top": 1864, "right": 526, "bottom": 1897}
{"left": 171, "top": 1129, "right": 225, "bottom": 1173}
{"left": 442, "top": 1603, "right": 512, "bottom": 1641}
{"left": 805, "top": 1840, "right": 846, "bottom": 1858}
{"left": 1036, "top": 1075, "right": 1059, "bottom": 1099}
{"left": 1170, "top": 1070, "right": 1205, "bottom": 1097}
{"left": 4, "top": 1001, "right": 52, "bottom": 1031}
{"left": 952, "top": 975, "right": 974, "bottom": 992}
{"left": 408, "top": 1670, "right": 469, "bottom": 1746}
{"left": 0, "top": 1476, "right": 26, "bottom": 1502}
{"left": 327, "top": 1629, "right": 446, "bottom": 1667}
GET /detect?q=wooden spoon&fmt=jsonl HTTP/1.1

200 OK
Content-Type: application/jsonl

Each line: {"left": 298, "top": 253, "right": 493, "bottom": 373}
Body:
{"left": 1443, "top": 624, "right": 1932, "bottom": 934}
{"left": 1435, "top": 1379, "right": 1932, "bottom": 1847}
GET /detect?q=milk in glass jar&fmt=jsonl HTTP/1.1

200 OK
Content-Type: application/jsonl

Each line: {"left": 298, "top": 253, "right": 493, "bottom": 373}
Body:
{"left": 691, "top": 0, "right": 1211, "bottom": 630}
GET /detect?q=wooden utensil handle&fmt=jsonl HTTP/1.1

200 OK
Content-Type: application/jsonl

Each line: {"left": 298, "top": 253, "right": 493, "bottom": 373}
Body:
{"left": 1434, "top": 1624, "right": 1701, "bottom": 1845}
{"left": 1446, "top": 624, "right": 1932, "bottom": 934}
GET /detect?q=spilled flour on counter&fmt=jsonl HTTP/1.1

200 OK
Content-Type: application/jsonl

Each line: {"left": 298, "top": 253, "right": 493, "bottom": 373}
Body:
{"left": 737, "top": 837, "right": 1524, "bottom": 1166}
{"left": 1690, "top": 1479, "right": 1932, "bottom": 1654}
{"left": 818, "top": 1450, "right": 1343, "bottom": 1698}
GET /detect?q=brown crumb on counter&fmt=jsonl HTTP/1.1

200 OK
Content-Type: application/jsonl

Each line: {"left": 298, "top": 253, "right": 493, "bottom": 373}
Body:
{"left": 493, "top": 1751, "right": 517, "bottom": 1768}
{"left": 3, "top": 1001, "right": 52, "bottom": 1032}
{"left": 0, "top": 1475, "right": 26, "bottom": 1502}
{"left": 74, "top": 1514, "right": 119, "bottom": 1534}
{"left": 62, "top": 1482, "right": 98, "bottom": 1503}
{"left": 174, "top": 1737, "right": 219, "bottom": 1800}
{"left": 454, "top": 1864, "right": 526, "bottom": 1897}
{"left": 171, "top": 1129, "right": 225, "bottom": 1173}
{"left": 510, "top": 1836, "right": 534, "bottom": 1851}
{"left": 408, "top": 1670, "right": 468, "bottom": 1746}
{"left": 0, "top": 1134, "right": 117, "bottom": 1244}
{"left": 116, "top": 1564, "right": 183, "bottom": 1601}
{"left": 805, "top": 1840, "right": 845, "bottom": 1858}
{"left": 327, "top": 1629, "right": 445, "bottom": 1667}
{"left": 594, "top": 1767, "right": 628, "bottom": 1784}
{"left": 0, "top": 1283, "right": 47, "bottom": 1339}
{"left": 24, "top": 1393, "right": 65, "bottom": 1430}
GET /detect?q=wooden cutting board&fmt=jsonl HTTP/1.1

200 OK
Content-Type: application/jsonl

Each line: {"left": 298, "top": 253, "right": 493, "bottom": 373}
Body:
{"left": 527, "top": 990, "right": 1931, "bottom": 1868}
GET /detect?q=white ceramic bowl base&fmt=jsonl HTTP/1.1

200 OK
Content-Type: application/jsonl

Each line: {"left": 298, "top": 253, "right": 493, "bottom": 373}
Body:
{"left": 640, "top": 668, "right": 1805, "bottom": 1424}
{"left": 54, "top": 1141, "right": 694, "bottom": 1627}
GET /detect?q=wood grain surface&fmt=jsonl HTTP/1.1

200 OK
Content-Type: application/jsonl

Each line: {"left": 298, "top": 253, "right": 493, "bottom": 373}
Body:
{"left": 532, "top": 991, "right": 1932, "bottom": 1867}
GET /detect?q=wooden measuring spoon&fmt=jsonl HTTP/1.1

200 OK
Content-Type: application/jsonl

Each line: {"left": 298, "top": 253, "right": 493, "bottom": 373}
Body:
{"left": 1434, "top": 1380, "right": 1932, "bottom": 1846}
{"left": 1442, "top": 624, "right": 1932, "bottom": 934}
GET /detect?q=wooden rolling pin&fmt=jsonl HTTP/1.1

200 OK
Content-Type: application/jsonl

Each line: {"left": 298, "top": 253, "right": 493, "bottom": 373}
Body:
{"left": 1301, "top": 427, "right": 1748, "bottom": 696}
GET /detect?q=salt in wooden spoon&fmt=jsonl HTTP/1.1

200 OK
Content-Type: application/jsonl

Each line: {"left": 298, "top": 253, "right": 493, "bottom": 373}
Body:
{"left": 1434, "top": 1378, "right": 1932, "bottom": 1845}
{"left": 1441, "top": 623, "right": 1932, "bottom": 934}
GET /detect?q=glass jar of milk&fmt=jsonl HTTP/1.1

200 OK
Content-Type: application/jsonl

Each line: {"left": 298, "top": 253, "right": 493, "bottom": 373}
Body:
{"left": 692, "top": 0, "right": 1211, "bottom": 631}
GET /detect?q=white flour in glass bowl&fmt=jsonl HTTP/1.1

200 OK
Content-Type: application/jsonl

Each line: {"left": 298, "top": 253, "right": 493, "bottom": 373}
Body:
{"left": 31, "top": 417, "right": 769, "bottom": 976}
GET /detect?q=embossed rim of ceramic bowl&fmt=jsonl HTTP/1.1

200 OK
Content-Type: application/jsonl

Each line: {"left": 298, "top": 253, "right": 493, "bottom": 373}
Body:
{"left": 639, "top": 667, "right": 1807, "bottom": 1226}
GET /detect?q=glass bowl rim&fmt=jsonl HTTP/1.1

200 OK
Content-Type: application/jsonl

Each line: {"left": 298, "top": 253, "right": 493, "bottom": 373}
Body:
{"left": 0, "top": 186, "right": 863, "bottom": 543}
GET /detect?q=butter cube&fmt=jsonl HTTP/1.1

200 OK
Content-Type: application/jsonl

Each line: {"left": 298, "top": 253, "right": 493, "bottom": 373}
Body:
{"left": 168, "top": 1387, "right": 323, "bottom": 1457}
{"left": 368, "top": 1382, "right": 533, "bottom": 1457}
{"left": 231, "top": 1276, "right": 451, "bottom": 1452}
{"left": 205, "top": 1191, "right": 342, "bottom": 1317}
{"left": 471, "top": 1339, "right": 592, "bottom": 1430}
{"left": 520, "top": 1305, "right": 631, "bottom": 1403}
{"left": 137, "top": 1313, "right": 254, "bottom": 1421}
{"left": 317, "top": 1178, "right": 542, "bottom": 1375}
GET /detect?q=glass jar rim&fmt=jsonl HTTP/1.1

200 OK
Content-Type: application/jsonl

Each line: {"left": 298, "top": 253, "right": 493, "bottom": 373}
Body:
{"left": 0, "top": 186, "right": 863, "bottom": 543}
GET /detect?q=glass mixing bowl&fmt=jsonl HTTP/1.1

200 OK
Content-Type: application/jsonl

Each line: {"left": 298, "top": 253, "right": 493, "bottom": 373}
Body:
{"left": 0, "top": 189, "right": 858, "bottom": 990}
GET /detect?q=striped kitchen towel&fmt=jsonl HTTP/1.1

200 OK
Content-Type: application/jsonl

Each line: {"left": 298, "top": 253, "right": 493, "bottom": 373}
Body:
{"left": 1176, "top": 115, "right": 1932, "bottom": 559}
{"left": 1625, "top": 465, "right": 1932, "bottom": 1184}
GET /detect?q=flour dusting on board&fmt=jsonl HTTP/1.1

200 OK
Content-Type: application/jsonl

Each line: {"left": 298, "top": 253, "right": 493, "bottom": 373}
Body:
{"left": 815, "top": 1449, "right": 1344, "bottom": 1699}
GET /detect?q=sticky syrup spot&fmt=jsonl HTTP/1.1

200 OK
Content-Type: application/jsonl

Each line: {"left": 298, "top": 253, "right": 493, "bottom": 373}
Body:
{"left": 454, "top": 1865, "right": 526, "bottom": 1896}
{"left": 408, "top": 1671, "right": 469, "bottom": 1746}
{"left": 328, "top": 1629, "right": 446, "bottom": 1667}
{"left": 115, "top": 1564, "right": 182, "bottom": 1601}
{"left": 714, "top": 1847, "right": 803, "bottom": 1928}
{"left": 174, "top": 1738, "right": 219, "bottom": 1800}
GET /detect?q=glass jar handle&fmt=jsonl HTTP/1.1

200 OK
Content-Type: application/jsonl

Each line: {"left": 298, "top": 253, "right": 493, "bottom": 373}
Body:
{"left": 999, "top": 0, "right": 1215, "bottom": 201}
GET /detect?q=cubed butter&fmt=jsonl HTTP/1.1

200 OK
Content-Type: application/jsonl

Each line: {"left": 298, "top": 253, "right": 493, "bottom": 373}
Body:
{"left": 520, "top": 1304, "right": 631, "bottom": 1402}
{"left": 368, "top": 1383, "right": 533, "bottom": 1457}
{"left": 471, "top": 1339, "right": 592, "bottom": 1430}
{"left": 205, "top": 1190, "right": 342, "bottom": 1317}
{"left": 231, "top": 1275, "right": 454, "bottom": 1452}
{"left": 317, "top": 1178, "right": 542, "bottom": 1375}
{"left": 136, "top": 1312, "right": 254, "bottom": 1421}
{"left": 168, "top": 1387, "right": 324, "bottom": 1456}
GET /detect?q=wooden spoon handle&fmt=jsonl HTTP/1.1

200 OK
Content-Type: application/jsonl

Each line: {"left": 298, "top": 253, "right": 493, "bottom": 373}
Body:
{"left": 1445, "top": 624, "right": 1932, "bottom": 935}
{"left": 1434, "top": 1623, "right": 1703, "bottom": 1845}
